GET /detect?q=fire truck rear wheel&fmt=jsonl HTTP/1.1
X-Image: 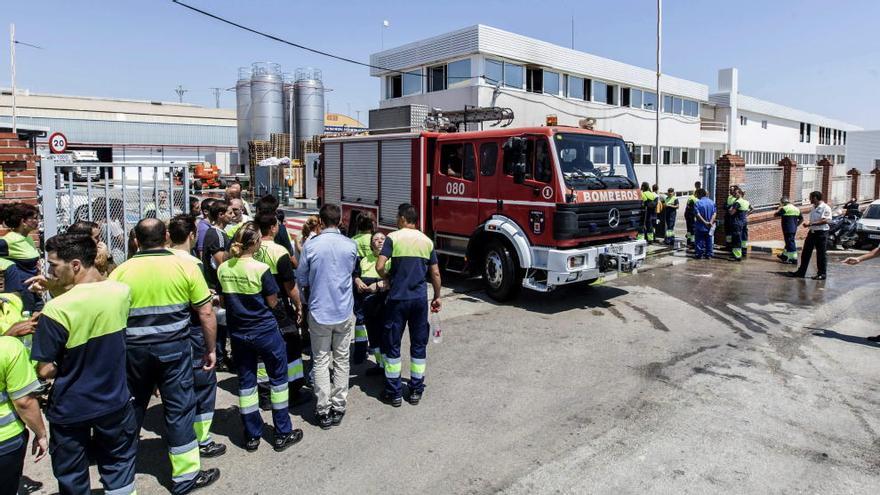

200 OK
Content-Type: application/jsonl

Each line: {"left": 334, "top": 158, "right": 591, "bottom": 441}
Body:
{"left": 483, "top": 241, "right": 522, "bottom": 302}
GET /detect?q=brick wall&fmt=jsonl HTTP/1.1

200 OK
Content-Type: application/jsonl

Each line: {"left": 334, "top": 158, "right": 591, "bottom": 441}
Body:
{"left": 743, "top": 205, "right": 811, "bottom": 242}
{"left": 713, "top": 153, "right": 745, "bottom": 244}
{"left": 0, "top": 132, "right": 40, "bottom": 236}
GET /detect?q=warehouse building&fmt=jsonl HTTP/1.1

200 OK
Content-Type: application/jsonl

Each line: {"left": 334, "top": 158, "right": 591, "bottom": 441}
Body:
{"left": 370, "top": 25, "right": 874, "bottom": 188}
{"left": 0, "top": 89, "right": 238, "bottom": 168}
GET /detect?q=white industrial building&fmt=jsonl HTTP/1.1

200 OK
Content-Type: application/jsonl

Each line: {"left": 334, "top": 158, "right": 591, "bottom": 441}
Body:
{"left": 370, "top": 25, "right": 875, "bottom": 189}
{"left": 0, "top": 90, "right": 237, "bottom": 168}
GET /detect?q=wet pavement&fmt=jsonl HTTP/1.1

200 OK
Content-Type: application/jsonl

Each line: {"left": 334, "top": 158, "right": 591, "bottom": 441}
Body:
{"left": 20, "top": 253, "right": 880, "bottom": 494}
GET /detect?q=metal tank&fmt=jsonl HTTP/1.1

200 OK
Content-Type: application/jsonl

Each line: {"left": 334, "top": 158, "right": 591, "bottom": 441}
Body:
{"left": 249, "top": 62, "right": 284, "bottom": 142}
{"left": 235, "top": 67, "right": 252, "bottom": 168}
{"left": 282, "top": 73, "right": 296, "bottom": 137}
{"left": 294, "top": 68, "right": 325, "bottom": 145}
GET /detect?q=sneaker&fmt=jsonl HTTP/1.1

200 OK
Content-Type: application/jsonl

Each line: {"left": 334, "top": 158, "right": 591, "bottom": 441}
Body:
{"left": 244, "top": 437, "right": 260, "bottom": 452}
{"left": 330, "top": 408, "right": 345, "bottom": 426}
{"left": 273, "top": 429, "right": 304, "bottom": 452}
{"left": 317, "top": 412, "right": 332, "bottom": 430}
{"left": 408, "top": 390, "right": 422, "bottom": 406}
{"left": 181, "top": 468, "right": 220, "bottom": 494}
{"left": 866, "top": 335, "right": 880, "bottom": 342}
{"left": 811, "top": 274, "right": 826, "bottom": 280}
{"left": 785, "top": 259, "right": 798, "bottom": 264}
{"left": 20, "top": 478, "right": 43, "bottom": 494}
{"left": 381, "top": 392, "right": 402, "bottom": 408}
{"left": 198, "top": 441, "right": 227, "bottom": 458}
{"left": 777, "top": 253, "right": 787, "bottom": 262}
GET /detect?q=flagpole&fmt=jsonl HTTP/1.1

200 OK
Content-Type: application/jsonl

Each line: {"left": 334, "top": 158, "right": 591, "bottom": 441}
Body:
{"left": 654, "top": 0, "right": 661, "bottom": 187}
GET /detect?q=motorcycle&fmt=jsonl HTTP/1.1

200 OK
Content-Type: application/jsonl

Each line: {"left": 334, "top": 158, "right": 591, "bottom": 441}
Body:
{"left": 827, "top": 209, "right": 859, "bottom": 250}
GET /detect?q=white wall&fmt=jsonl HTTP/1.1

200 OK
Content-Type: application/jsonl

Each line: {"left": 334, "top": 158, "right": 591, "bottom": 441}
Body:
{"left": 634, "top": 164, "right": 703, "bottom": 192}
{"left": 846, "top": 130, "right": 880, "bottom": 172}
{"left": 735, "top": 110, "right": 818, "bottom": 155}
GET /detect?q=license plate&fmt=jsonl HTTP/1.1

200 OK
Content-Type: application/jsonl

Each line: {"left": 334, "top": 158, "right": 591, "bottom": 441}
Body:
{"left": 870, "top": 234, "right": 880, "bottom": 240}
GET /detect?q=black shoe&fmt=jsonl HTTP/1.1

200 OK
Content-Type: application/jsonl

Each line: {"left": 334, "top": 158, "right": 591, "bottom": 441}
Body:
{"left": 181, "top": 468, "right": 220, "bottom": 494}
{"left": 199, "top": 441, "right": 227, "bottom": 458}
{"left": 215, "top": 361, "right": 229, "bottom": 373}
{"left": 330, "top": 408, "right": 345, "bottom": 426}
{"left": 381, "top": 392, "right": 402, "bottom": 408}
{"left": 364, "top": 365, "right": 385, "bottom": 377}
{"left": 811, "top": 274, "right": 826, "bottom": 280}
{"left": 786, "top": 272, "right": 805, "bottom": 278}
{"left": 729, "top": 257, "right": 742, "bottom": 262}
{"left": 866, "top": 335, "right": 880, "bottom": 342}
{"left": 317, "top": 412, "right": 332, "bottom": 429}
{"left": 244, "top": 437, "right": 260, "bottom": 452}
{"left": 273, "top": 429, "right": 304, "bottom": 452}
{"left": 20, "top": 478, "right": 42, "bottom": 494}
{"left": 777, "top": 253, "right": 787, "bottom": 261}
{"left": 408, "top": 390, "right": 422, "bottom": 406}
{"left": 785, "top": 259, "right": 798, "bottom": 265}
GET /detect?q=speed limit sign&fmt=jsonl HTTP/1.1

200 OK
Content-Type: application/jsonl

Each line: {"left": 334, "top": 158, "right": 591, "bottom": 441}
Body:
{"left": 48, "top": 132, "right": 68, "bottom": 154}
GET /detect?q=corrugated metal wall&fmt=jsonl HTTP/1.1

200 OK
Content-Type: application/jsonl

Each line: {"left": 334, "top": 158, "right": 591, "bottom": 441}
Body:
{"left": 323, "top": 143, "right": 341, "bottom": 206}
{"left": 342, "top": 141, "right": 378, "bottom": 205}
{"left": 379, "top": 139, "right": 412, "bottom": 226}
{"left": 16, "top": 116, "right": 236, "bottom": 146}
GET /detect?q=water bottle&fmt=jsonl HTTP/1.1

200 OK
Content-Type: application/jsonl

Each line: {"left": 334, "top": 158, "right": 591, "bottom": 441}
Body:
{"left": 431, "top": 312, "right": 442, "bottom": 344}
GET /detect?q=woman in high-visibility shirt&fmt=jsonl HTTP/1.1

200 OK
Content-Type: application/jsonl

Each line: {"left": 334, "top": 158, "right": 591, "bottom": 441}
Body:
{"left": 0, "top": 203, "right": 41, "bottom": 312}
{"left": 217, "top": 222, "right": 303, "bottom": 453}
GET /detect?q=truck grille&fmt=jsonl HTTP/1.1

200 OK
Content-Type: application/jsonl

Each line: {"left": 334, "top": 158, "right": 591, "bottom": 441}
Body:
{"left": 553, "top": 200, "right": 643, "bottom": 240}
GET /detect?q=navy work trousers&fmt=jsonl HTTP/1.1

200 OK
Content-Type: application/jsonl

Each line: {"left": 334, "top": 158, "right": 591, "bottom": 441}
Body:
{"left": 382, "top": 298, "right": 429, "bottom": 398}
{"left": 231, "top": 330, "right": 292, "bottom": 440}
{"left": 0, "top": 432, "right": 27, "bottom": 495}
{"left": 127, "top": 339, "right": 199, "bottom": 495}
{"left": 50, "top": 402, "right": 138, "bottom": 495}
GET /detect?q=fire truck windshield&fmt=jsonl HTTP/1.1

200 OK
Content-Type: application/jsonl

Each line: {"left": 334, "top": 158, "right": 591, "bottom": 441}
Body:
{"left": 554, "top": 133, "right": 637, "bottom": 190}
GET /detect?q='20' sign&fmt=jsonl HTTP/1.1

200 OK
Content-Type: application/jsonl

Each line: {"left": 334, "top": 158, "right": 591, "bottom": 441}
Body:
{"left": 445, "top": 182, "right": 466, "bottom": 195}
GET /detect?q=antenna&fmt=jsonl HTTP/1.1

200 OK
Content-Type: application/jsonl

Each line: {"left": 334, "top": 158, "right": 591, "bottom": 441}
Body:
{"left": 174, "top": 85, "right": 188, "bottom": 103}
{"left": 209, "top": 87, "right": 222, "bottom": 108}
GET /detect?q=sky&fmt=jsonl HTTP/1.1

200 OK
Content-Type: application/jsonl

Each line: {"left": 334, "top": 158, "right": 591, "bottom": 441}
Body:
{"left": 3, "top": 0, "right": 879, "bottom": 128}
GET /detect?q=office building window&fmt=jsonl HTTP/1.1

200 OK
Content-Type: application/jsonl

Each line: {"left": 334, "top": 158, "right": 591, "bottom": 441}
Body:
{"left": 543, "top": 71, "right": 560, "bottom": 96}
{"left": 486, "top": 59, "right": 503, "bottom": 85}
{"left": 761, "top": 120, "right": 768, "bottom": 129}
{"left": 526, "top": 67, "right": 543, "bottom": 93}
{"left": 621, "top": 87, "right": 630, "bottom": 107}
{"left": 592, "top": 80, "right": 617, "bottom": 104}
{"left": 567, "top": 75, "right": 584, "bottom": 100}
{"left": 683, "top": 99, "right": 699, "bottom": 117}
{"left": 631, "top": 89, "right": 643, "bottom": 109}
{"left": 428, "top": 65, "right": 446, "bottom": 92}
{"left": 662, "top": 95, "right": 673, "bottom": 113}
{"left": 643, "top": 91, "right": 657, "bottom": 111}
{"left": 672, "top": 97, "right": 683, "bottom": 115}
{"left": 447, "top": 59, "right": 471, "bottom": 89}
{"left": 386, "top": 75, "right": 402, "bottom": 99}
{"left": 806, "top": 124, "right": 811, "bottom": 143}
{"left": 740, "top": 115, "right": 748, "bottom": 126}
{"left": 504, "top": 62, "right": 524, "bottom": 89}
{"left": 799, "top": 122, "right": 805, "bottom": 142}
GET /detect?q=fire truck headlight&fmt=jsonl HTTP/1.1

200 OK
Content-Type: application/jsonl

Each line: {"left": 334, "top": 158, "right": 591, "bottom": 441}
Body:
{"left": 568, "top": 255, "right": 586, "bottom": 270}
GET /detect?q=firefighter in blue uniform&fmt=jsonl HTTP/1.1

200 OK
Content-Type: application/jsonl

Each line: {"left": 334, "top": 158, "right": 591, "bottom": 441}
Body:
{"left": 376, "top": 204, "right": 442, "bottom": 407}
{"left": 723, "top": 185, "right": 739, "bottom": 247}
{"left": 774, "top": 198, "right": 803, "bottom": 264}
{"left": 253, "top": 212, "right": 308, "bottom": 404}
{"left": 30, "top": 233, "right": 138, "bottom": 495}
{"left": 110, "top": 219, "right": 220, "bottom": 494}
{"left": 663, "top": 188, "right": 679, "bottom": 245}
{"left": 693, "top": 188, "right": 717, "bottom": 259}
{"left": 168, "top": 215, "right": 227, "bottom": 458}
{"left": 684, "top": 181, "right": 700, "bottom": 246}
{"left": 353, "top": 232, "right": 390, "bottom": 373}
{"left": 728, "top": 188, "right": 752, "bottom": 262}
{"left": 218, "top": 222, "right": 304, "bottom": 452}
{"left": 639, "top": 182, "right": 658, "bottom": 242}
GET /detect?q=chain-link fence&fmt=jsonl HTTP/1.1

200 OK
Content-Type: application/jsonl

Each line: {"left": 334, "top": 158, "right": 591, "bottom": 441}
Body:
{"left": 829, "top": 176, "right": 848, "bottom": 206}
{"left": 741, "top": 166, "right": 783, "bottom": 210}
{"left": 799, "top": 166, "right": 822, "bottom": 204}
{"left": 41, "top": 163, "right": 190, "bottom": 264}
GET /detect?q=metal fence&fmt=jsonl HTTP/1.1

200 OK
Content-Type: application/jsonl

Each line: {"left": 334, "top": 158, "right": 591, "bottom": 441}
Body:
{"left": 742, "top": 166, "right": 783, "bottom": 210}
{"left": 830, "top": 176, "right": 848, "bottom": 206}
{"left": 860, "top": 174, "right": 876, "bottom": 201}
{"left": 40, "top": 163, "right": 190, "bottom": 263}
{"left": 799, "top": 166, "right": 822, "bottom": 204}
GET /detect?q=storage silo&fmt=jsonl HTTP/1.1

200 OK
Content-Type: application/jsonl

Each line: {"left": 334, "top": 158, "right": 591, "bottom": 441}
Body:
{"left": 250, "top": 62, "right": 284, "bottom": 142}
{"left": 294, "top": 68, "right": 325, "bottom": 146}
{"left": 282, "top": 73, "right": 295, "bottom": 137}
{"left": 235, "top": 67, "right": 252, "bottom": 168}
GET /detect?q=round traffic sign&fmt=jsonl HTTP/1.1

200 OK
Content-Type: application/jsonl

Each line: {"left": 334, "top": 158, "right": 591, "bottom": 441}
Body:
{"left": 49, "top": 132, "right": 68, "bottom": 154}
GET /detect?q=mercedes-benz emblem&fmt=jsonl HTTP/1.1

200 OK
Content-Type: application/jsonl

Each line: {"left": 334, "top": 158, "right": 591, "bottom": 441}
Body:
{"left": 608, "top": 208, "right": 620, "bottom": 228}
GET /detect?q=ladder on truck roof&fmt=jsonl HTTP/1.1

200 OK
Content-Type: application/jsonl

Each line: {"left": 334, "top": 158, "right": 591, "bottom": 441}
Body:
{"left": 425, "top": 106, "right": 514, "bottom": 132}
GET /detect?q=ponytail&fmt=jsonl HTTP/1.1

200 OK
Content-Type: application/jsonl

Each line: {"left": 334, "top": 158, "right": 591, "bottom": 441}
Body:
{"left": 229, "top": 221, "right": 260, "bottom": 258}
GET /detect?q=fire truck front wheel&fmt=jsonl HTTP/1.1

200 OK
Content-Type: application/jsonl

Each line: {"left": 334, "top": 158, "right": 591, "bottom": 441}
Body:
{"left": 483, "top": 240, "right": 523, "bottom": 302}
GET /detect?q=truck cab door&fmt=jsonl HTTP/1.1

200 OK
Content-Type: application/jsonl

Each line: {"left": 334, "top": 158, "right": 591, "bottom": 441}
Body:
{"left": 477, "top": 140, "right": 502, "bottom": 223}
{"left": 432, "top": 141, "right": 479, "bottom": 236}
{"left": 498, "top": 136, "right": 557, "bottom": 243}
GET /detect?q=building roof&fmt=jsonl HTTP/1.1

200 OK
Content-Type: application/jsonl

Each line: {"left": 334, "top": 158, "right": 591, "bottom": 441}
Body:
{"left": 0, "top": 89, "right": 235, "bottom": 127}
{"left": 370, "top": 24, "right": 708, "bottom": 101}
{"left": 709, "top": 93, "right": 862, "bottom": 131}
{"left": 325, "top": 113, "right": 365, "bottom": 128}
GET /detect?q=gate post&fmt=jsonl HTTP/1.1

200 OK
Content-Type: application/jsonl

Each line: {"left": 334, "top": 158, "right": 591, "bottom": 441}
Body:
{"left": 713, "top": 153, "right": 745, "bottom": 245}
{"left": 873, "top": 167, "right": 880, "bottom": 200}
{"left": 847, "top": 168, "right": 860, "bottom": 200}
{"left": 778, "top": 156, "right": 798, "bottom": 202}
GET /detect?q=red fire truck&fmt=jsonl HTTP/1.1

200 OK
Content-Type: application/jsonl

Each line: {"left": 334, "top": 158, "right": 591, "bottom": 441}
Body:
{"left": 319, "top": 115, "right": 647, "bottom": 301}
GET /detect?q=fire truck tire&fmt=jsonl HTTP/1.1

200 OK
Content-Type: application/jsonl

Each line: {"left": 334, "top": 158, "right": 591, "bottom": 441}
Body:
{"left": 483, "top": 240, "right": 523, "bottom": 302}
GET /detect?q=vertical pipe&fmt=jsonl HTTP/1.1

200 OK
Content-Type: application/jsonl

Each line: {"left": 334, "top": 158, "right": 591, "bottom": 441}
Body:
{"left": 138, "top": 167, "right": 143, "bottom": 217}
{"left": 168, "top": 165, "right": 174, "bottom": 218}
{"left": 122, "top": 166, "right": 128, "bottom": 258}
{"left": 67, "top": 171, "right": 73, "bottom": 228}
{"left": 10, "top": 24, "right": 16, "bottom": 133}
{"left": 655, "top": 0, "right": 662, "bottom": 188}
{"left": 183, "top": 164, "right": 190, "bottom": 221}
{"left": 154, "top": 167, "right": 159, "bottom": 218}
{"left": 104, "top": 168, "right": 110, "bottom": 249}
{"left": 87, "top": 169, "right": 93, "bottom": 222}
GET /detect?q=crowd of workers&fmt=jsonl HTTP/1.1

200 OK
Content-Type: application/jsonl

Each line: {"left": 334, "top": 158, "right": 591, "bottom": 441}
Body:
{"left": 0, "top": 185, "right": 441, "bottom": 495}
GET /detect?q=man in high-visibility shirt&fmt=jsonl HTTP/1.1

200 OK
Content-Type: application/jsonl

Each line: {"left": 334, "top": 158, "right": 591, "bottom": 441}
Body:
{"left": 31, "top": 233, "right": 137, "bottom": 494}
{"left": 0, "top": 335, "right": 47, "bottom": 493}
{"left": 684, "top": 181, "right": 701, "bottom": 246}
{"left": 376, "top": 203, "right": 442, "bottom": 407}
{"left": 774, "top": 198, "right": 803, "bottom": 264}
{"left": 638, "top": 182, "right": 658, "bottom": 243}
{"left": 110, "top": 219, "right": 220, "bottom": 494}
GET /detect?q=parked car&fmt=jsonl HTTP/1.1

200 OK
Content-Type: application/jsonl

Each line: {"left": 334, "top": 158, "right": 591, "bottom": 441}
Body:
{"left": 856, "top": 199, "right": 880, "bottom": 247}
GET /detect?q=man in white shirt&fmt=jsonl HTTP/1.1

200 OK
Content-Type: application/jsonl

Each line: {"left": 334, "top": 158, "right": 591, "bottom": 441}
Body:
{"left": 789, "top": 191, "right": 832, "bottom": 280}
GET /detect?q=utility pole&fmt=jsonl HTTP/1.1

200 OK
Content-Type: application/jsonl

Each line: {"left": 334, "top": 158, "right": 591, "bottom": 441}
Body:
{"left": 174, "top": 85, "right": 188, "bottom": 103}
{"left": 381, "top": 20, "right": 389, "bottom": 49}
{"left": 10, "top": 24, "right": 15, "bottom": 133}
{"left": 209, "top": 87, "right": 222, "bottom": 108}
{"left": 355, "top": 110, "right": 361, "bottom": 125}
{"left": 654, "top": 0, "right": 662, "bottom": 187}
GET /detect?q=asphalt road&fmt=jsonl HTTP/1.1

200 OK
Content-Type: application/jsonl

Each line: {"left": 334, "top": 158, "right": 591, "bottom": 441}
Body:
{"left": 20, "top": 252, "right": 880, "bottom": 494}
